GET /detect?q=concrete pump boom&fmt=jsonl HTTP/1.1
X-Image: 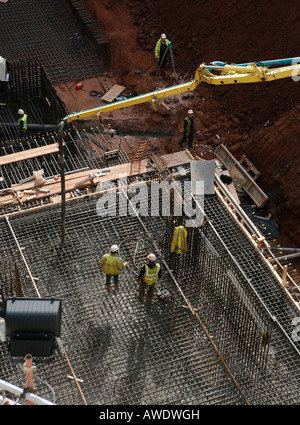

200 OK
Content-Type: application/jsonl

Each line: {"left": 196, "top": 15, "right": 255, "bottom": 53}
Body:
{"left": 58, "top": 57, "right": 300, "bottom": 130}
{"left": 56, "top": 56, "right": 300, "bottom": 244}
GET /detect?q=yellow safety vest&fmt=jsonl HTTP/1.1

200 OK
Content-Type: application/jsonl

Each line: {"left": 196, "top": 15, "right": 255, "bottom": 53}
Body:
{"left": 170, "top": 226, "right": 187, "bottom": 254}
{"left": 143, "top": 263, "right": 160, "bottom": 286}
{"left": 100, "top": 253, "right": 124, "bottom": 275}
{"left": 184, "top": 116, "right": 193, "bottom": 135}
{"left": 155, "top": 38, "right": 170, "bottom": 60}
{"left": 18, "top": 114, "right": 28, "bottom": 132}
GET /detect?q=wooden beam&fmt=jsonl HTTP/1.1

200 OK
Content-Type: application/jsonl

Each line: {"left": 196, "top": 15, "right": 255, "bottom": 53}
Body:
{"left": 0, "top": 143, "right": 59, "bottom": 166}
{"left": 215, "top": 144, "right": 268, "bottom": 208}
{"left": 0, "top": 151, "right": 193, "bottom": 206}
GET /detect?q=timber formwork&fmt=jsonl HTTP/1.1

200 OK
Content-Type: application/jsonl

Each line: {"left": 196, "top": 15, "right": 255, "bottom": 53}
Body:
{"left": 1, "top": 172, "right": 300, "bottom": 405}
{"left": 0, "top": 0, "right": 107, "bottom": 84}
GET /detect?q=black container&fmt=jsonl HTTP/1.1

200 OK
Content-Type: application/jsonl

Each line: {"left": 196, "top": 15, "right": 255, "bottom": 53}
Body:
{"left": 5, "top": 297, "right": 61, "bottom": 337}
{"left": 5, "top": 297, "right": 61, "bottom": 357}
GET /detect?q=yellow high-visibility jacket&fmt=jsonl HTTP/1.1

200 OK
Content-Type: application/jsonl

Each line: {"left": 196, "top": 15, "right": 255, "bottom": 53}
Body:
{"left": 18, "top": 114, "right": 28, "bottom": 132}
{"left": 155, "top": 38, "right": 170, "bottom": 61}
{"left": 100, "top": 253, "right": 124, "bottom": 275}
{"left": 143, "top": 263, "right": 161, "bottom": 286}
{"left": 170, "top": 226, "right": 187, "bottom": 254}
{"left": 184, "top": 116, "right": 193, "bottom": 136}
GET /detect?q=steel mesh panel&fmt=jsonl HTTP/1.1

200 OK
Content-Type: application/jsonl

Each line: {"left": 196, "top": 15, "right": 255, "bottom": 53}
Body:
{"left": 1, "top": 182, "right": 300, "bottom": 404}
{"left": 0, "top": 0, "right": 105, "bottom": 83}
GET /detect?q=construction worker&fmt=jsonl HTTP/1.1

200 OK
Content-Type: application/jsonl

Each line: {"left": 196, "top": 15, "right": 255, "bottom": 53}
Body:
{"left": 178, "top": 109, "right": 195, "bottom": 148}
{"left": 100, "top": 245, "right": 128, "bottom": 294}
{"left": 155, "top": 33, "right": 171, "bottom": 71}
{"left": 17, "top": 109, "right": 28, "bottom": 137}
{"left": 138, "top": 253, "right": 161, "bottom": 302}
{"left": 170, "top": 225, "right": 188, "bottom": 254}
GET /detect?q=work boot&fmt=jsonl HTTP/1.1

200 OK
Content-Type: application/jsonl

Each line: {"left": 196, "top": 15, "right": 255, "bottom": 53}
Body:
{"left": 114, "top": 284, "right": 119, "bottom": 291}
{"left": 106, "top": 285, "right": 111, "bottom": 294}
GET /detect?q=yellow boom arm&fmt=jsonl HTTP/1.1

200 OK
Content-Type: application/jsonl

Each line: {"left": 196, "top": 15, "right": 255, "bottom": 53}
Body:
{"left": 59, "top": 59, "right": 300, "bottom": 129}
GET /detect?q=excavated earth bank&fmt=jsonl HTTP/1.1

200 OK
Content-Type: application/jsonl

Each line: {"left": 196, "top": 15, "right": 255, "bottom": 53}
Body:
{"left": 68, "top": 0, "right": 300, "bottom": 246}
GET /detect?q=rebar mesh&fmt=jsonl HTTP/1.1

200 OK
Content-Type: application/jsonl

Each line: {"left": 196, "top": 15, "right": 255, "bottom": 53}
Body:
{"left": 1, "top": 175, "right": 300, "bottom": 404}
{"left": 0, "top": 0, "right": 106, "bottom": 84}
{"left": 0, "top": 194, "right": 245, "bottom": 405}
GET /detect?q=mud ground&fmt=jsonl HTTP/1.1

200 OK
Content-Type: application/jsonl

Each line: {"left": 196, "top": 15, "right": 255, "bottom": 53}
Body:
{"left": 55, "top": 0, "right": 300, "bottom": 247}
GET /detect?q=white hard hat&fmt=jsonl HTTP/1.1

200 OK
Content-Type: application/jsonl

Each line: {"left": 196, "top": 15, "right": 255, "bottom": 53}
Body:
{"left": 161, "top": 33, "right": 166, "bottom": 39}
{"left": 147, "top": 253, "right": 156, "bottom": 262}
{"left": 188, "top": 109, "right": 193, "bottom": 114}
{"left": 18, "top": 109, "right": 24, "bottom": 115}
{"left": 110, "top": 244, "right": 119, "bottom": 253}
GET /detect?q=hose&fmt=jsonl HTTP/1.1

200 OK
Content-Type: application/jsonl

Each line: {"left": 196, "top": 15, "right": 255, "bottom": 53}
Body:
{"left": 0, "top": 188, "right": 20, "bottom": 207}
{"left": 118, "top": 235, "right": 156, "bottom": 269}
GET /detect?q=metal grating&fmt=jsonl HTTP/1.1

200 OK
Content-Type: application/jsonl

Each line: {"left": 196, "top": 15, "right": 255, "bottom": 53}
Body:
{"left": 1, "top": 176, "right": 300, "bottom": 404}
{"left": 0, "top": 0, "right": 106, "bottom": 83}
{"left": 0, "top": 195, "right": 245, "bottom": 405}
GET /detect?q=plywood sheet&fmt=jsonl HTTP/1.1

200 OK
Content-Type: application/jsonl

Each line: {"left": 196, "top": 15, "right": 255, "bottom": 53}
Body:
{"left": 220, "top": 169, "right": 241, "bottom": 205}
{"left": 101, "top": 84, "right": 125, "bottom": 103}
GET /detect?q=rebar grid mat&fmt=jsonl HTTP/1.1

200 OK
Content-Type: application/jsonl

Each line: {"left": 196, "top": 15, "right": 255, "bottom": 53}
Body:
{"left": 0, "top": 126, "right": 131, "bottom": 214}
{"left": 1, "top": 181, "right": 300, "bottom": 404}
{"left": 0, "top": 196, "right": 245, "bottom": 405}
{"left": 203, "top": 196, "right": 300, "bottom": 337}
{"left": 0, "top": 0, "right": 106, "bottom": 84}
{"left": 0, "top": 125, "right": 130, "bottom": 185}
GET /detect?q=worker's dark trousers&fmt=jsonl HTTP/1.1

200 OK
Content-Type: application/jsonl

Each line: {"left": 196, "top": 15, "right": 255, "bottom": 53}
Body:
{"left": 139, "top": 281, "right": 155, "bottom": 301}
{"left": 106, "top": 274, "right": 118, "bottom": 286}
{"left": 178, "top": 131, "right": 194, "bottom": 147}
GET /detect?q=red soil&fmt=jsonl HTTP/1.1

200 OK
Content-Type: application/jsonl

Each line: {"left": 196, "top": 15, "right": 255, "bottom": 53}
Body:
{"left": 61, "top": 0, "right": 300, "bottom": 246}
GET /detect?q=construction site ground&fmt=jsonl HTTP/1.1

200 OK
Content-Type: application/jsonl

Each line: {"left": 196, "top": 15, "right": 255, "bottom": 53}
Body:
{"left": 1, "top": 0, "right": 300, "bottom": 409}
{"left": 55, "top": 0, "right": 300, "bottom": 251}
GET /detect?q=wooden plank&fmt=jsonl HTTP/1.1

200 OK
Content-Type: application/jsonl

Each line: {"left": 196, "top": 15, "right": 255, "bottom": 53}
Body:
{"left": 101, "top": 84, "right": 125, "bottom": 103}
{"left": 11, "top": 168, "right": 100, "bottom": 191}
{"left": 1, "top": 152, "right": 193, "bottom": 206}
{"left": 239, "top": 154, "right": 261, "bottom": 180}
{"left": 0, "top": 143, "right": 59, "bottom": 166}
{"left": 215, "top": 144, "right": 268, "bottom": 208}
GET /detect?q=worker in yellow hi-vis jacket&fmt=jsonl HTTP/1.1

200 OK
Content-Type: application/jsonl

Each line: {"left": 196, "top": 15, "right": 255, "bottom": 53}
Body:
{"left": 100, "top": 245, "right": 128, "bottom": 294}
{"left": 138, "top": 253, "right": 161, "bottom": 302}
{"left": 170, "top": 225, "right": 187, "bottom": 254}
{"left": 155, "top": 33, "right": 171, "bottom": 71}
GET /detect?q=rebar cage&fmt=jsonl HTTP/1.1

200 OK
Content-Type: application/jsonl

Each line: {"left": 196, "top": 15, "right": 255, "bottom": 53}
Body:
{"left": 1, "top": 176, "right": 300, "bottom": 405}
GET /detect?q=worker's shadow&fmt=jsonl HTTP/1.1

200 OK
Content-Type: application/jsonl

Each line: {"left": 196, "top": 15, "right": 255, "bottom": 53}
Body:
{"left": 120, "top": 322, "right": 150, "bottom": 404}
